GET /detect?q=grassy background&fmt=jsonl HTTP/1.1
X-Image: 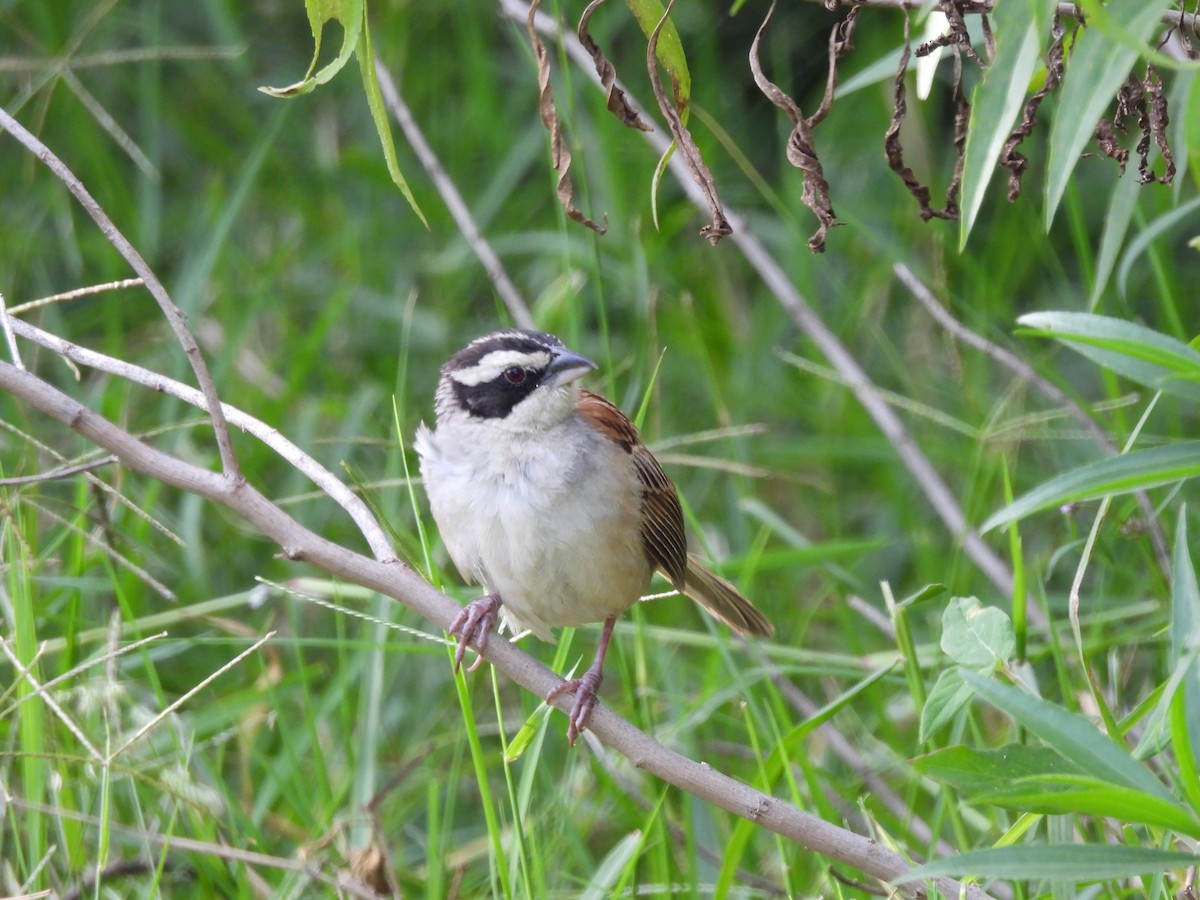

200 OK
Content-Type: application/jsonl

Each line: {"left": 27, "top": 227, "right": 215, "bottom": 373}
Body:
{"left": 1, "top": 0, "right": 1197, "bottom": 896}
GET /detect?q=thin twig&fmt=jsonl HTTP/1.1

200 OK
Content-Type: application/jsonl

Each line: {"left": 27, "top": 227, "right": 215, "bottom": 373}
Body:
{"left": 108, "top": 630, "right": 276, "bottom": 760}
{"left": 373, "top": 60, "right": 537, "bottom": 331}
{"left": 0, "top": 107, "right": 241, "bottom": 481}
{"left": 0, "top": 456, "right": 118, "bottom": 486}
{"left": 8, "top": 279, "right": 145, "bottom": 315}
{"left": 0, "top": 291, "right": 22, "bottom": 369}
{"left": 0, "top": 636, "right": 105, "bottom": 763}
{"left": 5, "top": 315, "right": 397, "bottom": 564}
{"left": 893, "top": 261, "right": 1171, "bottom": 574}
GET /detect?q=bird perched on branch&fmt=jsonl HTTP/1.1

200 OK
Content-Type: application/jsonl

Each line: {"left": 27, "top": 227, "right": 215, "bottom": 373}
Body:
{"left": 415, "top": 329, "right": 772, "bottom": 744}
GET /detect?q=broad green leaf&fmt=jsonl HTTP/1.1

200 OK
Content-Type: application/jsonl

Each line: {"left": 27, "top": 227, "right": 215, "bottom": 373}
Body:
{"left": 960, "top": 0, "right": 1050, "bottom": 244}
{"left": 1018, "top": 311, "right": 1200, "bottom": 402}
{"left": 1075, "top": 0, "right": 1200, "bottom": 72}
{"left": 914, "top": 744, "right": 1085, "bottom": 794}
{"left": 919, "top": 668, "right": 973, "bottom": 741}
{"left": 628, "top": 0, "right": 690, "bottom": 119}
{"left": 978, "top": 775, "right": 1200, "bottom": 836}
{"left": 259, "top": 0, "right": 364, "bottom": 98}
{"left": 959, "top": 671, "right": 1177, "bottom": 803}
{"left": 1045, "top": 0, "right": 1176, "bottom": 227}
{"left": 982, "top": 442, "right": 1200, "bottom": 533}
{"left": 896, "top": 845, "right": 1200, "bottom": 883}
{"left": 940, "top": 597, "right": 1014, "bottom": 668}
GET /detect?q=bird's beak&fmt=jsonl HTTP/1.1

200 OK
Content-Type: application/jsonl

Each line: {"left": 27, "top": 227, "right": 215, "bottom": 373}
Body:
{"left": 543, "top": 349, "right": 596, "bottom": 387}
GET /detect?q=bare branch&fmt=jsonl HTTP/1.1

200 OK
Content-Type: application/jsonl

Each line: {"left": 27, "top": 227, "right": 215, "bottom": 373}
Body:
{"left": 6, "top": 315, "right": 398, "bottom": 564}
{"left": 0, "top": 107, "right": 242, "bottom": 481}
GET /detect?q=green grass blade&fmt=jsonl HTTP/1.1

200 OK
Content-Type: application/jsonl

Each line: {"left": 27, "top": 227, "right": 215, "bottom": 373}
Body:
{"left": 896, "top": 845, "right": 1200, "bottom": 883}
{"left": 981, "top": 442, "right": 1200, "bottom": 533}
{"left": 1018, "top": 311, "right": 1200, "bottom": 401}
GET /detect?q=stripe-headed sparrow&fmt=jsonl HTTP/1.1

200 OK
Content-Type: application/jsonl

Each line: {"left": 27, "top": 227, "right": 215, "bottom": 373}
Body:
{"left": 415, "top": 329, "right": 772, "bottom": 744}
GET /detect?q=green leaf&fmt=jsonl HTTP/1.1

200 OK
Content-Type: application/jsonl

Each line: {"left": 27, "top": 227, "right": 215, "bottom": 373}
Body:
{"left": 896, "top": 845, "right": 1200, "bottom": 883}
{"left": 960, "top": 0, "right": 1050, "bottom": 244}
{"left": 940, "top": 597, "right": 1015, "bottom": 668}
{"left": 959, "top": 671, "right": 1177, "bottom": 803}
{"left": 919, "top": 668, "right": 973, "bottom": 741}
{"left": 627, "top": 0, "right": 690, "bottom": 120}
{"left": 981, "top": 442, "right": 1200, "bottom": 533}
{"left": 978, "top": 775, "right": 1200, "bottom": 837}
{"left": 259, "top": 0, "right": 364, "bottom": 98}
{"left": 1045, "top": 0, "right": 1177, "bottom": 227}
{"left": 1017, "top": 311, "right": 1200, "bottom": 402}
{"left": 914, "top": 744, "right": 1086, "bottom": 794}
{"left": 355, "top": 20, "right": 428, "bottom": 226}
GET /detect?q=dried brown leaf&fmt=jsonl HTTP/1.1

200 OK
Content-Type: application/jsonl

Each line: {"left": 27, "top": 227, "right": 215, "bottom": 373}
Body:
{"left": 646, "top": 0, "right": 730, "bottom": 244}
{"left": 1139, "top": 64, "right": 1175, "bottom": 185}
{"left": 999, "top": 15, "right": 1065, "bottom": 201}
{"left": 749, "top": 0, "right": 852, "bottom": 252}
{"left": 526, "top": 0, "right": 607, "bottom": 234}
{"left": 1092, "top": 118, "right": 1130, "bottom": 174}
{"left": 577, "top": 0, "right": 653, "bottom": 132}
{"left": 885, "top": 26, "right": 929, "bottom": 214}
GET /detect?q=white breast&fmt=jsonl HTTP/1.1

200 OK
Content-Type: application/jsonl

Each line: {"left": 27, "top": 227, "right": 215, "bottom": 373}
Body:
{"left": 416, "top": 413, "right": 652, "bottom": 640}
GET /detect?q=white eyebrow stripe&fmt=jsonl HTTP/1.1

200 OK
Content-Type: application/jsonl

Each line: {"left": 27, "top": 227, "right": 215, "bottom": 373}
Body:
{"left": 450, "top": 349, "right": 551, "bottom": 386}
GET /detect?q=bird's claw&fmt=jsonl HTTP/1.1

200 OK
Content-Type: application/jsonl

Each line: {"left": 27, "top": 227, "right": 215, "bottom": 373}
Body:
{"left": 448, "top": 593, "right": 502, "bottom": 673}
{"left": 546, "top": 667, "right": 604, "bottom": 747}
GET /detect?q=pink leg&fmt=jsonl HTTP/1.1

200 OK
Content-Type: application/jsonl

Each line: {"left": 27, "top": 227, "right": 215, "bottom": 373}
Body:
{"left": 546, "top": 616, "right": 617, "bottom": 746}
{"left": 448, "top": 593, "right": 502, "bottom": 673}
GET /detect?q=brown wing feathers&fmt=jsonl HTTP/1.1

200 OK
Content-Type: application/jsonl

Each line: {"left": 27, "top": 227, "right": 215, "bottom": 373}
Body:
{"left": 575, "top": 390, "right": 773, "bottom": 637}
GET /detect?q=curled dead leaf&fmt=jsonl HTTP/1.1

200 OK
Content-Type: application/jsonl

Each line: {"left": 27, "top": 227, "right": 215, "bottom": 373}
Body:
{"left": 578, "top": 0, "right": 653, "bottom": 132}
{"left": 646, "top": 0, "right": 730, "bottom": 244}
{"left": 526, "top": 0, "right": 607, "bottom": 234}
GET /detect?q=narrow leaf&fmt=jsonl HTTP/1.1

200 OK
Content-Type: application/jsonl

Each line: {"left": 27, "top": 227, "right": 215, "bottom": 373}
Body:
{"left": 897, "top": 845, "right": 1200, "bottom": 883}
{"left": 1018, "top": 311, "right": 1200, "bottom": 402}
{"left": 960, "top": 0, "right": 1049, "bottom": 242}
{"left": 960, "top": 671, "right": 1176, "bottom": 803}
{"left": 978, "top": 776, "right": 1200, "bottom": 836}
{"left": 982, "top": 442, "right": 1200, "bottom": 533}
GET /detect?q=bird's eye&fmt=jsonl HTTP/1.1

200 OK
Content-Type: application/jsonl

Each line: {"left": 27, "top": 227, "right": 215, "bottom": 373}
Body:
{"left": 503, "top": 366, "right": 527, "bottom": 385}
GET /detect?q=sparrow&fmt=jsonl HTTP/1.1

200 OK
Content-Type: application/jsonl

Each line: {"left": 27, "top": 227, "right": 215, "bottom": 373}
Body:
{"left": 414, "top": 328, "right": 772, "bottom": 744}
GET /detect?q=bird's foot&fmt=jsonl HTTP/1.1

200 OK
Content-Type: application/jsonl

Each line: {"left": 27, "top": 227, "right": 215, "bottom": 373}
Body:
{"left": 546, "top": 666, "right": 604, "bottom": 747}
{"left": 448, "top": 593, "right": 502, "bottom": 673}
